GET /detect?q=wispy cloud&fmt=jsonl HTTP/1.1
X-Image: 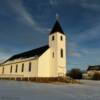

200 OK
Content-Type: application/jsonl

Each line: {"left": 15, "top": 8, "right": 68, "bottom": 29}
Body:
{"left": 68, "top": 42, "right": 82, "bottom": 58}
{"left": 76, "top": 24, "right": 100, "bottom": 43}
{"left": 49, "top": 0, "right": 58, "bottom": 6}
{"left": 7, "top": 0, "right": 50, "bottom": 33}
{"left": 0, "top": 53, "right": 10, "bottom": 63}
{"left": 0, "top": 47, "right": 17, "bottom": 63}
{"left": 52, "top": 0, "right": 100, "bottom": 11}
{"left": 80, "top": 0, "right": 100, "bottom": 10}
{"left": 7, "top": 0, "right": 37, "bottom": 26}
{"left": 70, "top": 51, "right": 82, "bottom": 58}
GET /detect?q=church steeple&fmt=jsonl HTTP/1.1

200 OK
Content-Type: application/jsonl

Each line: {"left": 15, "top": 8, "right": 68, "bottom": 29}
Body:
{"left": 49, "top": 16, "right": 66, "bottom": 77}
{"left": 50, "top": 17, "right": 64, "bottom": 35}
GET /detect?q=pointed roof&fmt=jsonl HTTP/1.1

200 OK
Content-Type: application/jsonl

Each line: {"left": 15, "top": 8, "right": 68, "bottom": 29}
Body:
{"left": 50, "top": 20, "right": 64, "bottom": 35}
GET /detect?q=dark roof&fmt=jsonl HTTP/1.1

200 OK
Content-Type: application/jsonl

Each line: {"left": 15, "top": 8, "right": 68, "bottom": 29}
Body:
{"left": 5, "top": 45, "right": 49, "bottom": 62}
{"left": 87, "top": 65, "right": 100, "bottom": 71}
{"left": 50, "top": 20, "right": 64, "bottom": 35}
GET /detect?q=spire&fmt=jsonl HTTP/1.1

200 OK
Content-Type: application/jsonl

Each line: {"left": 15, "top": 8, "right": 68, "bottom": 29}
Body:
{"left": 50, "top": 15, "right": 64, "bottom": 35}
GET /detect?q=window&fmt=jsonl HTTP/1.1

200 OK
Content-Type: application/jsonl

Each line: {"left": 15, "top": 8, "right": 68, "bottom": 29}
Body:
{"left": 10, "top": 66, "right": 12, "bottom": 73}
{"left": 61, "top": 49, "right": 63, "bottom": 58}
{"left": 21, "top": 63, "right": 24, "bottom": 72}
{"left": 52, "top": 35, "right": 54, "bottom": 40}
{"left": 15, "top": 65, "right": 18, "bottom": 73}
{"left": 29, "top": 62, "right": 31, "bottom": 72}
{"left": 2, "top": 67, "right": 4, "bottom": 74}
{"left": 52, "top": 52, "right": 54, "bottom": 58}
{"left": 60, "top": 36, "right": 63, "bottom": 40}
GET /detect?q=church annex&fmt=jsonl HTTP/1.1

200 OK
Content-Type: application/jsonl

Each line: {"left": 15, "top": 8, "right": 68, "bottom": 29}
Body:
{"left": 0, "top": 19, "right": 67, "bottom": 79}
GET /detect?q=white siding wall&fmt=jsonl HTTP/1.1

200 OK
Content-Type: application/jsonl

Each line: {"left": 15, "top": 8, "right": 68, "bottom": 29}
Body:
{"left": 38, "top": 49, "right": 51, "bottom": 77}
{"left": 0, "top": 58, "right": 38, "bottom": 78}
{"left": 0, "top": 67, "right": 2, "bottom": 74}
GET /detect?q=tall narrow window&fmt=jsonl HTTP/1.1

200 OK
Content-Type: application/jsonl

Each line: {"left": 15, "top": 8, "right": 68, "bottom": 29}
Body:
{"left": 10, "top": 65, "right": 12, "bottom": 73}
{"left": 52, "top": 52, "right": 54, "bottom": 58}
{"left": 22, "top": 63, "right": 24, "bottom": 72}
{"left": 52, "top": 35, "right": 54, "bottom": 40}
{"left": 29, "top": 62, "right": 31, "bottom": 72}
{"left": 61, "top": 49, "right": 63, "bottom": 58}
{"left": 60, "top": 36, "right": 63, "bottom": 40}
{"left": 2, "top": 67, "right": 4, "bottom": 74}
{"left": 15, "top": 65, "right": 18, "bottom": 73}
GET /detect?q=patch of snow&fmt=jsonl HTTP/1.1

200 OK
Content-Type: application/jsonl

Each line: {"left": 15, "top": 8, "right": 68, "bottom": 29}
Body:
{"left": 0, "top": 80, "right": 100, "bottom": 100}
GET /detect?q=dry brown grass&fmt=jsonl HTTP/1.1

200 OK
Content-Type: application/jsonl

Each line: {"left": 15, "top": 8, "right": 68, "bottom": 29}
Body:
{"left": 0, "top": 77, "right": 80, "bottom": 84}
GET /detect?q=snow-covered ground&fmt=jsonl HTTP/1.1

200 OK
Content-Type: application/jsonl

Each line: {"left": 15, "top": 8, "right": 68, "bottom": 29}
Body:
{"left": 0, "top": 80, "right": 100, "bottom": 100}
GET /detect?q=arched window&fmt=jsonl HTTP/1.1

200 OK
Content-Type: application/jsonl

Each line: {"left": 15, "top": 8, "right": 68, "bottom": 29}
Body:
{"left": 15, "top": 65, "right": 18, "bottom": 73}
{"left": 10, "top": 65, "right": 12, "bottom": 73}
{"left": 60, "top": 36, "right": 63, "bottom": 40}
{"left": 29, "top": 62, "right": 32, "bottom": 72}
{"left": 52, "top": 35, "right": 54, "bottom": 40}
{"left": 2, "top": 67, "right": 4, "bottom": 74}
{"left": 21, "top": 63, "right": 24, "bottom": 72}
{"left": 61, "top": 49, "right": 63, "bottom": 58}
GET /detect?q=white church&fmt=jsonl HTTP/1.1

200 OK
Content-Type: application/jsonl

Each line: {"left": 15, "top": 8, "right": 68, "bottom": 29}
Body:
{"left": 0, "top": 19, "right": 67, "bottom": 80}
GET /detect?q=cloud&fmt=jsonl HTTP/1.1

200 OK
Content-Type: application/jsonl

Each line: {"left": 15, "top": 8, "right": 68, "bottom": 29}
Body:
{"left": 70, "top": 51, "right": 81, "bottom": 58}
{"left": 81, "top": 48, "right": 100, "bottom": 56}
{"left": 35, "top": 27, "right": 51, "bottom": 34}
{"left": 80, "top": 0, "right": 100, "bottom": 10}
{"left": 68, "top": 42, "right": 82, "bottom": 58}
{"left": 7, "top": 0, "right": 37, "bottom": 26}
{"left": 49, "top": 0, "right": 58, "bottom": 6}
{"left": 76, "top": 24, "right": 100, "bottom": 43}
{"left": 76, "top": 0, "right": 100, "bottom": 11}
{"left": 0, "top": 54, "right": 10, "bottom": 63}
{"left": 53, "top": 0, "right": 100, "bottom": 11}
{"left": 0, "top": 47, "right": 16, "bottom": 63}
{"left": 7, "top": 0, "right": 50, "bottom": 33}
{"left": 0, "top": 52, "right": 11, "bottom": 63}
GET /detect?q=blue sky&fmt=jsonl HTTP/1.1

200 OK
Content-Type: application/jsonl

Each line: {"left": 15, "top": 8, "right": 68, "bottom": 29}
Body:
{"left": 0, "top": 0, "right": 100, "bottom": 70}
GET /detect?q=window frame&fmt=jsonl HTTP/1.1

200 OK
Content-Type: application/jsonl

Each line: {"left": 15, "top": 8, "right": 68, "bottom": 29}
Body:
{"left": 15, "top": 65, "right": 18, "bottom": 73}
{"left": 61, "top": 49, "right": 63, "bottom": 58}
{"left": 29, "top": 62, "right": 32, "bottom": 72}
{"left": 60, "top": 36, "right": 63, "bottom": 41}
{"left": 52, "top": 35, "right": 54, "bottom": 40}
{"left": 10, "top": 65, "right": 12, "bottom": 73}
{"left": 21, "top": 63, "right": 24, "bottom": 72}
{"left": 52, "top": 52, "right": 54, "bottom": 58}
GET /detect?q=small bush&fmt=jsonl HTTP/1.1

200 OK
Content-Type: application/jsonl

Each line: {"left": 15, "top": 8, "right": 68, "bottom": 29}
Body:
{"left": 68, "top": 69, "right": 82, "bottom": 79}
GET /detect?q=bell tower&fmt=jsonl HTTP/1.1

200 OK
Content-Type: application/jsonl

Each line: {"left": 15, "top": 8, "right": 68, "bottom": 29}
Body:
{"left": 49, "top": 17, "right": 67, "bottom": 77}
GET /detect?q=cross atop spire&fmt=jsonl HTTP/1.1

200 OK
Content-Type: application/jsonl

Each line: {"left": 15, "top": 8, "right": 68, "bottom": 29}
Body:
{"left": 56, "top": 13, "right": 59, "bottom": 21}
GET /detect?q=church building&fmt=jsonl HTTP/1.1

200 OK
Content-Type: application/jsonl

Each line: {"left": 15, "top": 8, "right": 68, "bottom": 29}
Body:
{"left": 0, "top": 19, "right": 67, "bottom": 79}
